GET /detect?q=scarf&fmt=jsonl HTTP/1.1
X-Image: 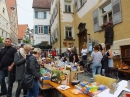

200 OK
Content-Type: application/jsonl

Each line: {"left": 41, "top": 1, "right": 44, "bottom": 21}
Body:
{"left": 19, "top": 48, "right": 28, "bottom": 58}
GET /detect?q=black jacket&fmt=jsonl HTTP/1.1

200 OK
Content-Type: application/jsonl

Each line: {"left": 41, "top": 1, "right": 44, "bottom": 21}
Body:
{"left": 0, "top": 46, "right": 17, "bottom": 70}
{"left": 102, "top": 54, "right": 108, "bottom": 69}
{"left": 104, "top": 26, "right": 114, "bottom": 45}
{"left": 14, "top": 52, "right": 26, "bottom": 80}
{"left": 26, "top": 56, "right": 42, "bottom": 79}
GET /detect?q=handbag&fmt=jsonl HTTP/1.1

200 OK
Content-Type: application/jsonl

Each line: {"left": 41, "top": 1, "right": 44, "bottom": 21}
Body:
{"left": 20, "top": 71, "right": 34, "bottom": 90}
{"left": 20, "top": 60, "right": 34, "bottom": 90}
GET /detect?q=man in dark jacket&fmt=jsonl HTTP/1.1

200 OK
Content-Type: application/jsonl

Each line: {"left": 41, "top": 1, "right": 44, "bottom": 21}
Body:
{"left": 0, "top": 38, "right": 17, "bottom": 97}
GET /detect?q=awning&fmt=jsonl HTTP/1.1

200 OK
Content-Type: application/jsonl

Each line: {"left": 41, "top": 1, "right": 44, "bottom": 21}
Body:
{"left": 33, "top": 43, "right": 52, "bottom": 50}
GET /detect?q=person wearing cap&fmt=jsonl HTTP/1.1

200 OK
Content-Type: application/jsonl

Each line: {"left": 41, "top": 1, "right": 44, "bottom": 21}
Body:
{"left": 20, "top": 44, "right": 24, "bottom": 48}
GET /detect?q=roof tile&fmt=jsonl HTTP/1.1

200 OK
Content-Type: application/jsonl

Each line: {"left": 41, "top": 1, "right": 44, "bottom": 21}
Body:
{"left": 18, "top": 24, "right": 28, "bottom": 39}
{"left": 32, "top": 0, "right": 51, "bottom": 9}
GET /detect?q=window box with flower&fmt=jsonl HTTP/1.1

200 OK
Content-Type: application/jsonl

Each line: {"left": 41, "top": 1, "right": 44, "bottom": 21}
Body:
{"left": 65, "top": 36, "right": 73, "bottom": 39}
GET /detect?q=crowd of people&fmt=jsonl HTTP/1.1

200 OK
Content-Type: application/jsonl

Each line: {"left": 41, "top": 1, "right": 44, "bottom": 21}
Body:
{"left": 0, "top": 38, "right": 114, "bottom": 97}
{"left": 0, "top": 38, "right": 43, "bottom": 97}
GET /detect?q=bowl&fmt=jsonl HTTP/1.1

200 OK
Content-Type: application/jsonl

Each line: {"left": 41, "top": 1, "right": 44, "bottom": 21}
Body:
{"left": 71, "top": 80, "right": 80, "bottom": 86}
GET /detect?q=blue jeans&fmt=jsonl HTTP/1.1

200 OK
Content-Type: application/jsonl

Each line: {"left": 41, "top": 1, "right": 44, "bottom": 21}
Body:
{"left": 0, "top": 70, "right": 15, "bottom": 96}
{"left": 92, "top": 63, "right": 102, "bottom": 78}
{"left": 27, "top": 79, "right": 39, "bottom": 97}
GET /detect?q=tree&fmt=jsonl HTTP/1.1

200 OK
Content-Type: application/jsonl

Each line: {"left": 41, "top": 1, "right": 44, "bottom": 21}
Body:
{"left": 0, "top": 36, "right": 4, "bottom": 43}
{"left": 23, "top": 37, "right": 30, "bottom": 44}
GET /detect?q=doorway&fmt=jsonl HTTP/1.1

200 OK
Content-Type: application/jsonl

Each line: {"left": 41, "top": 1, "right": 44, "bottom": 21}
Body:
{"left": 77, "top": 23, "right": 87, "bottom": 55}
{"left": 78, "top": 31, "right": 87, "bottom": 55}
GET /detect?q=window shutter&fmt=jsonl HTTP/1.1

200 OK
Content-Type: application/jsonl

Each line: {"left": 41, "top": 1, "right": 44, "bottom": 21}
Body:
{"left": 44, "top": 26, "right": 48, "bottom": 34}
{"left": 56, "top": 28, "right": 58, "bottom": 39}
{"left": 75, "top": 1, "right": 78, "bottom": 11}
{"left": 65, "top": 5, "right": 67, "bottom": 12}
{"left": 93, "top": 9, "right": 100, "bottom": 32}
{"left": 35, "top": 25, "right": 38, "bottom": 34}
{"left": 44, "top": 12, "right": 47, "bottom": 19}
{"left": 35, "top": 11, "right": 38, "bottom": 18}
{"left": 68, "top": 5, "right": 71, "bottom": 12}
{"left": 111, "top": 0, "right": 122, "bottom": 25}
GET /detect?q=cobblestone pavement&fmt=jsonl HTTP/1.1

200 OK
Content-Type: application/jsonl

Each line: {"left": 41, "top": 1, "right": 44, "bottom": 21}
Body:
{"left": 0, "top": 72, "right": 93, "bottom": 97}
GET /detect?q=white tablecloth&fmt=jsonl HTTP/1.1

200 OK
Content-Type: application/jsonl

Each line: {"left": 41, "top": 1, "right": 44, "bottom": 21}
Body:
{"left": 97, "top": 80, "right": 130, "bottom": 97}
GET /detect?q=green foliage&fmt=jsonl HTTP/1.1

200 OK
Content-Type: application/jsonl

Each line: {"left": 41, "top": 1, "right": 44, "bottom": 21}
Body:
{"left": 0, "top": 37, "right": 4, "bottom": 43}
{"left": 23, "top": 38, "right": 30, "bottom": 44}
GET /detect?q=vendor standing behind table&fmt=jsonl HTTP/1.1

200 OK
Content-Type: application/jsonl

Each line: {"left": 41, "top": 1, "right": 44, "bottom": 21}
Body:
{"left": 81, "top": 45, "right": 88, "bottom": 61}
{"left": 91, "top": 45, "right": 103, "bottom": 80}
{"left": 26, "top": 48, "right": 43, "bottom": 97}
{"left": 69, "top": 48, "right": 79, "bottom": 63}
{"left": 70, "top": 42, "right": 77, "bottom": 53}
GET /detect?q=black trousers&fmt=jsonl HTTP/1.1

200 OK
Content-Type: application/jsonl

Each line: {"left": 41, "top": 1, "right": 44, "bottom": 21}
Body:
{"left": 82, "top": 55, "right": 87, "bottom": 60}
{"left": 15, "top": 80, "right": 27, "bottom": 97}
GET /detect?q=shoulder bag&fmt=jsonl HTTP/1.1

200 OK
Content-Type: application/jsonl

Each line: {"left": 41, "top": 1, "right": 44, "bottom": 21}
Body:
{"left": 20, "top": 58, "right": 34, "bottom": 90}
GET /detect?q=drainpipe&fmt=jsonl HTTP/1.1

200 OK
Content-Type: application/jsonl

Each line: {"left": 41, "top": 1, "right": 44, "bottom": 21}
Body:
{"left": 58, "top": 0, "right": 62, "bottom": 55}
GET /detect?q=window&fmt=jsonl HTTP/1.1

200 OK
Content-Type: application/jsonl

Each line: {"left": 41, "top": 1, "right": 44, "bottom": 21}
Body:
{"left": 38, "top": 26, "right": 43, "bottom": 34}
{"left": 18, "top": 40, "right": 21, "bottom": 44}
{"left": 75, "top": 1, "right": 78, "bottom": 11}
{"left": 6, "top": 23, "right": 8, "bottom": 28}
{"left": 38, "top": 12, "right": 44, "bottom": 19}
{"left": 75, "top": 0, "right": 87, "bottom": 11}
{"left": 93, "top": 0, "right": 122, "bottom": 32}
{"left": 2, "top": 31, "right": 3, "bottom": 37}
{"left": 3, "top": 8, "right": 5, "bottom": 14}
{"left": 101, "top": 3, "right": 112, "bottom": 24}
{"left": 80, "top": 0, "right": 84, "bottom": 6}
{"left": 64, "top": 1, "right": 71, "bottom": 13}
{"left": 65, "top": 27, "right": 73, "bottom": 39}
{"left": 6, "top": 33, "right": 7, "bottom": 37}
{"left": 35, "top": 11, "right": 47, "bottom": 19}
{"left": 50, "top": 6, "right": 58, "bottom": 25}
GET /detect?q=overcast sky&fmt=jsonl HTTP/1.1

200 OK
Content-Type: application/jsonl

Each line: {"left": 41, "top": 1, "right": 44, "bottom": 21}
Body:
{"left": 16, "top": 0, "right": 33, "bottom": 29}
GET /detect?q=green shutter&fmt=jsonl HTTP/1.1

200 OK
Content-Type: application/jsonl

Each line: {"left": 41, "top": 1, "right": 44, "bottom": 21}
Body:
{"left": 44, "top": 12, "right": 47, "bottom": 19}
{"left": 44, "top": 26, "right": 48, "bottom": 34}
{"left": 35, "top": 11, "right": 38, "bottom": 18}
{"left": 35, "top": 25, "right": 38, "bottom": 34}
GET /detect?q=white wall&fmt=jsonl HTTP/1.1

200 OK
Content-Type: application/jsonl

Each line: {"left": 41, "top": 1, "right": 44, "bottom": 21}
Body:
{"left": 61, "top": 0, "right": 74, "bottom": 22}
{"left": 77, "top": 0, "right": 99, "bottom": 18}
{"left": 33, "top": 9, "right": 50, "bottom": 45}
{"left": 0, "top": 0, "right": 10, "bottom": 40}
{"left": 34, "top": 34, "right": 50, "bottom": 45}
{"left": 50, "top": 0, "right": 58, "bottom": 33}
